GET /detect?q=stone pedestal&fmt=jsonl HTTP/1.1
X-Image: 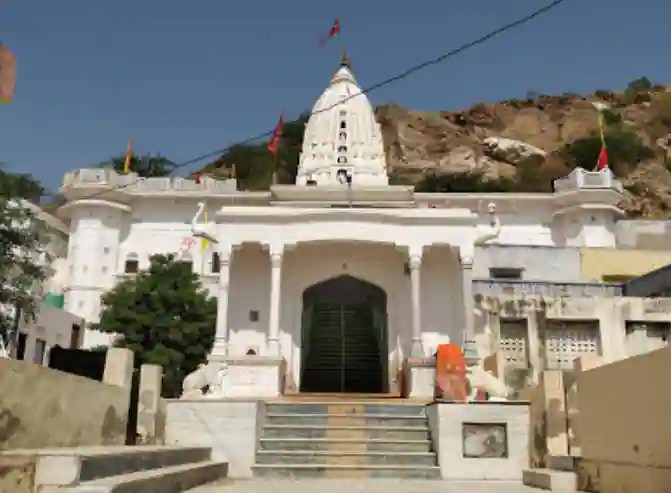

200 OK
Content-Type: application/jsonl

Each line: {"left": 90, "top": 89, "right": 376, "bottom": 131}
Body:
{"left": 427, "top": 401, "right": 530, "bottom": 480}
{"left": 403, "top": 357, "right": 436, "bottom": 398}
{"left": 210, "top": 355, "right": 285, "bottom": 398}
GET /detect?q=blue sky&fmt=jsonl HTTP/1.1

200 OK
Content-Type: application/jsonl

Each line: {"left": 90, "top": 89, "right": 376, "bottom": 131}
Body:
{"left": 1, "top": 0, "right": 669, "bottom": 194}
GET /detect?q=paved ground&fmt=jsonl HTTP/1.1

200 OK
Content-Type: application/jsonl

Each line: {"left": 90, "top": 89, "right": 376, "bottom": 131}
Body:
{"left": 187, "top": 479, "right": 540, "bottom": 493}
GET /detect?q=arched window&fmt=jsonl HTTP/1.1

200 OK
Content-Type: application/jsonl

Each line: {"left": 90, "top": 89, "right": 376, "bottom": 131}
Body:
{"left": 124, "top": 253, "right": 139, "bottom": 274}
{"left": 340, "top": 121, "right": 347, "bottom": 129}
{"left": 338, "top": 145, "right": 348, "bottom": 153}
{"left": 337, "top": 156, "right": 348, "bottom": 164}
{"left": 339, "top": 132, "right": 347, "bottom": 141}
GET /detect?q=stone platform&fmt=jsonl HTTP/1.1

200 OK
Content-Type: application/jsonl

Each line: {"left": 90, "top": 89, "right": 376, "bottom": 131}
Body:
{"left": 166, "top": 398, "right": 530, "bottom": 481}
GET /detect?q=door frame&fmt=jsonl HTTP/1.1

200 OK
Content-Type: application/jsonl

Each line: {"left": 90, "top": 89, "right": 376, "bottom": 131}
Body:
{"left": 299, "top": 275, "right": 388, "bottom": 393}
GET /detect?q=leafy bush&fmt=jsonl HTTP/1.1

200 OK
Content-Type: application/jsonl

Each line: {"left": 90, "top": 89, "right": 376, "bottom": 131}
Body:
{"left": 563, "top": 127, "right": 654, "bottom": 175}
{"left": 415, "top": 171, "right": 516, "bottom": 193}
{"left": 624, "top": 77, "right": 654, "bottom": 104}
{"left": 602, "top": 108, "right": 622, "bottom": 126}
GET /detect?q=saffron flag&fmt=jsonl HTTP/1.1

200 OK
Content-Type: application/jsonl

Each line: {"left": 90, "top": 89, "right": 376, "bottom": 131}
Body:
{"left": 201, "top": 207, "right": 209, "bottom": 250}
{"left": 595, "top": 112, "right": 609, "bottom": 171}
{"left": 268, "top": 111, "right": 284, "bottom": 156}
{"left": 123, "top": 137, "right": 133, "bottom": 173}
{"left": 0, "top": 43, "right": 16, "bottom": 103}
{"left": 319, "top": 18, "right": 340, "bottom": 46}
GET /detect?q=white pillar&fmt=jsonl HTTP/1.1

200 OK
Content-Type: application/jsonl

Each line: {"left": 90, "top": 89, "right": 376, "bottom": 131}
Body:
{"left": 409, "top": 251, "right": 423, "bottom": 357}
{"left": 211, "top": 247, "right": 231, "bottom": 358}
{"left": 268, "top": 248, "right": 283, "bottom": 356}
{"left": 460, "top": 254, "right": 475, "bottom": 344}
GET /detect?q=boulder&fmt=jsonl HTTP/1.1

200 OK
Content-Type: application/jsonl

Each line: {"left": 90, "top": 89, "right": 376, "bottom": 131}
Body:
{"left": 483, "top": 137, "right": 547, "bottom": 166}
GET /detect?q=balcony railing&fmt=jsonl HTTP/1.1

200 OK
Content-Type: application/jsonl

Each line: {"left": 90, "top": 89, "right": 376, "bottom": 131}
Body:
{"left": 62, "top": 169, "right": 237, "bottom": 195}
{"left": 473, "top": 279, "right": 623, "bottom": 297}
{"left": 553, "top": 167, "right": 624, "bottom": 194}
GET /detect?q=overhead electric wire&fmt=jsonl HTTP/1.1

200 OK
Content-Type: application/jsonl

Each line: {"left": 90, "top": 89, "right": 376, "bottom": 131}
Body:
{"left": 73, "top": 0, "right": 568, "bottom": 201}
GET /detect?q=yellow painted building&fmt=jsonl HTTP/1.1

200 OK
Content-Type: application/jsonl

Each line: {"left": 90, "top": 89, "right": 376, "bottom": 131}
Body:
{"left": 580, "top": 248, "right": 671, "bottom": 283}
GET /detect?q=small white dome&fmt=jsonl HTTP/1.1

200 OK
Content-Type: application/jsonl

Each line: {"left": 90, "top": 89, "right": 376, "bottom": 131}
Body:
{"left": 296, "top": 58, "right": 388, "bottom": 186}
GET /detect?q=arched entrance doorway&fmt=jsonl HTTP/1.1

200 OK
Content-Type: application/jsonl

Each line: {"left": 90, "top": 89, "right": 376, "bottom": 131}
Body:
{"left": 300, "top": 275, "right": 388, "bottom": 393}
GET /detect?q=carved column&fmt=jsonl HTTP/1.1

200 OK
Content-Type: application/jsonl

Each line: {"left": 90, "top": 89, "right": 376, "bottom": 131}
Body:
{"left": 409, "top": 250, "right": 423, "bottom": 357}
{"left": 460, "top": 253, "right": 475, "bottom": 344}
{"left": 267, "top": 247, "right": 283, "bottom": 356}
{"left": 211, "top": 246, "right": 231, "bottom": 358}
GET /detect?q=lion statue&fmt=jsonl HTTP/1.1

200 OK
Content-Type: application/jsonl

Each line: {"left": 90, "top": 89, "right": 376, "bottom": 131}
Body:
{"left": 181, "top": 362, "right": 226, "bottom": 399}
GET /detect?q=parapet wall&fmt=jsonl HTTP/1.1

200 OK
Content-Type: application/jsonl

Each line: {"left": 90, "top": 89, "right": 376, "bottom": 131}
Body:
{"left": 0, "top": 358, "right": 129, "bottom": 450}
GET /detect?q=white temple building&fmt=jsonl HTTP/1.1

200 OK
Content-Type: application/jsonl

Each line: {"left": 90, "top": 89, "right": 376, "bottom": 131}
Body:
{"left": 56, "top": 56, "right": 671, "bottom": 399}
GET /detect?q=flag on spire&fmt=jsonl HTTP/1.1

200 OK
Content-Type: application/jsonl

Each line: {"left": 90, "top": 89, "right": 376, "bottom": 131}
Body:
{"left": 0, "top": 43, "right": 16, "bottom": 103}
{"left": 319, "top": 18, "right": 340, "bottom": 46}
{"left": 123, "top": 137, "right": 133, "bottom": 173}
{"left": 268, "top": 111, "right": 284, "bottom": 156}
{"left": 595, "top": 112, "right": 609, "bottom": 171}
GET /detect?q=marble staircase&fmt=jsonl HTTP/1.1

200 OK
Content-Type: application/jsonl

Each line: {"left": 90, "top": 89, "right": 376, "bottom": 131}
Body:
{"left": 13, "top": 445, "right": 228, "bottom": 493}
{"left": 253, "top": 402, "right": 440, "bottom": 478}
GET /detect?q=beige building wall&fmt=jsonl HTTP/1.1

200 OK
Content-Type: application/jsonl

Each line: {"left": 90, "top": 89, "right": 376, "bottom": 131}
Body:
{"left": 475, "top": 295, "right": 671, "bottom": 389}
{"left": 579, "top": 248, "right": 671, "bottom": 282}
{"left": 576, "top": 346, "right": 671, "bottom": 493}
{"left": 0, "top": 358, "right": 129, "bottom": 450}
{"left": 16, "top": 303, "right": 85, "bottom": 365}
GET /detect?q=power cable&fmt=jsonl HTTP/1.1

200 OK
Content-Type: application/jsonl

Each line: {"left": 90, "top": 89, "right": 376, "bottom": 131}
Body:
{"left": 69, "top": 0, "right": 568, "bottom": 201}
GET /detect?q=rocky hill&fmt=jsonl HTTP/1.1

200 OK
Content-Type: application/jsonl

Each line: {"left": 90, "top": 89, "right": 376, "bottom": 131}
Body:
{"left": 203, "top": 77, "right": 671, "bottom": 218}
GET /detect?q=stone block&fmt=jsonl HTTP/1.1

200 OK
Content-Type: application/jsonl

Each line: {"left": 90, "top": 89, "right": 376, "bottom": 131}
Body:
{"left": 402, "top": 357, "right": 435, "bottom": 398}
{"left": 137, "top": 364, "right": 165, "bottom": 445}
{"left": 210, "top": 356, "right": 285, "bottom": 398}
{"left": 165, "top": 400, "right": 260, "bottom": 478}
{"left": 523, "top": 467, "right": 577, "bottom": 492}
{"left": 103, "top": 347, "right": 134, "bottom": 389}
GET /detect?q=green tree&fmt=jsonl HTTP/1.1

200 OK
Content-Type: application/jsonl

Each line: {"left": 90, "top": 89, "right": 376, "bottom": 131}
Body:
{"left": 100, "top": 154, "right": 177, "bottom": 178}
{"left": 0, "top": 166, "right": 48, "bottom": 352}
{"left": 201, "top": 112, "right": 309, "bottom": 190}
{"left": 95, "top": 254, "right": 217, "bottom": 397}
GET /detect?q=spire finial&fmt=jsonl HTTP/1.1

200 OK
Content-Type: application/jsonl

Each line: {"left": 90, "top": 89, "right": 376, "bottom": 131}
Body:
{"left": 340, "top": 49, "right": 351, "bottom": 68}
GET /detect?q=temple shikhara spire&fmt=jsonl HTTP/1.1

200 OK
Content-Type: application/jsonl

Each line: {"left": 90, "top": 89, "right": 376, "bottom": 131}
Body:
{"left": 296, "top": 52, "right": 388, "bottom": 186}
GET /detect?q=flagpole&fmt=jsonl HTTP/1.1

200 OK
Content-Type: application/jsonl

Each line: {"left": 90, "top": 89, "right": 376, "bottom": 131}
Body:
{"left": 272, "top": 152, "right": 279, "bottom": 185}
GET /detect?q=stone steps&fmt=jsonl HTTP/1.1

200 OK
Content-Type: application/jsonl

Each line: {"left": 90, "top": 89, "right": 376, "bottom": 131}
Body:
{"left": 262, "top": 424, "right": 430, "bottom": 440}
{"left": 22, "top": 445, "right": 227, "bottom": 493}
{"left": 254, "top": 402, "right": 439, "bottom": 478}
{"left": 265, "top": 402, "right": 427, "bottom": 416}
{"left": 259, "top": 437, "right": 434, "bottom": 452}
{"left": 265, "top": 413, "right": 426, "bottom": 427}
{"left": 256, "top": 450, "right": 438, "bottom": 466}
{"left": 253, "top": 463, "right": 441, "bottom": 479}
{"left": 53, "top": 460, "right": 228, "bottom": 493}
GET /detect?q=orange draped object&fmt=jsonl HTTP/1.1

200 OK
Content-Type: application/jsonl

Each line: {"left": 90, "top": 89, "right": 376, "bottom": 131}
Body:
{"left": 0, "top": 44, "right": 17, "bottom": 103}
{"left": 435, "top": 344, "right": 468, "bottom": 401}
